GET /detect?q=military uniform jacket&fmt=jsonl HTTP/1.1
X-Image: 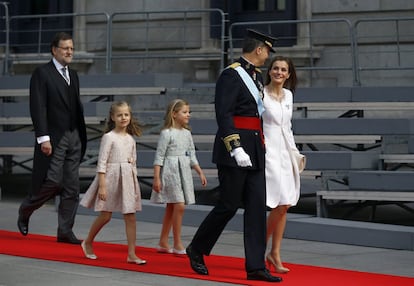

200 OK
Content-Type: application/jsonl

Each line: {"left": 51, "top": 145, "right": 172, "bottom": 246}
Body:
{"left": 212, "top": 57, "right": 265, "bottom": 170}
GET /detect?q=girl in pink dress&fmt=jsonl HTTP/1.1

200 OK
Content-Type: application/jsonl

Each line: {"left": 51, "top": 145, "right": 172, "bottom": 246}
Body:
{"left": 80, "top": 101, "right": 146, "bottom": 265}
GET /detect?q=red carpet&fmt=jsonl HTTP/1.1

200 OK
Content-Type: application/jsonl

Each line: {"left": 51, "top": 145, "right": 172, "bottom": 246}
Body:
{"left": 0, "top": 230, "right": 412, "bottom": 286}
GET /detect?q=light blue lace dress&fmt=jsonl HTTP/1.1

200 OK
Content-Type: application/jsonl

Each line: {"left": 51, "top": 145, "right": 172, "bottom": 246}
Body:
{"left": 150, "top": 128, "right": 199, "bottom": 205}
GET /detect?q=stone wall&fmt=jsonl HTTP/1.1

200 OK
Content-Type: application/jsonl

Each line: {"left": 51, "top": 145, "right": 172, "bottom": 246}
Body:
{"left": 6, "top": 0, "right": 413, "bottom": 86}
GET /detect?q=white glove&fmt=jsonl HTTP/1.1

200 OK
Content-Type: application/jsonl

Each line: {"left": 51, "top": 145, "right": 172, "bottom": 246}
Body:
{"left": 231, "top": 147, "right": 252, "bottom": 167}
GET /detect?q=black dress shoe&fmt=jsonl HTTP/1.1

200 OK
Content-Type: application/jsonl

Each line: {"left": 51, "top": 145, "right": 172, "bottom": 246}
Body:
{"left": 57, "top": 232, "right": 81, "bottom": 244}
{"left": 247, "top": 269, "right": 283, "bottom": 282}
{"left": 186, "top": 245, "right": 208, "bottom": 275}
{"left": 17, "top": 216, "right": 29, "bottom": 236}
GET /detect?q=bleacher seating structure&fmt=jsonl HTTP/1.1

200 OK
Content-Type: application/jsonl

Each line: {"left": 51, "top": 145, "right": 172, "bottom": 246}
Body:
{"left": 1, "top": 75, "right": 414, "bottom": 223}
{"left": 293, "top": 87, "right": 414, "bottom": 221}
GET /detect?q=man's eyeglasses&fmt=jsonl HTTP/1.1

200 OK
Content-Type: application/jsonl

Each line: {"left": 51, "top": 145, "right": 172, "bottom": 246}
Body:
{"left": 57, "top": 46, "right": 74, "bottom": 52}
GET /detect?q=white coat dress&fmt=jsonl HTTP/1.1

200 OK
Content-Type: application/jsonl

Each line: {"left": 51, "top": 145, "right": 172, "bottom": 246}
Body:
{"left": 262, "top": 88, "right": 301, "bottom": 208}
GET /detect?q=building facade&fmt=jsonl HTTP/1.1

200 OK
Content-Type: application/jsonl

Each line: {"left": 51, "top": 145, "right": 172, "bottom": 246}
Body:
{"left": 1, "top": 0, "right": 413, "bottom": 87}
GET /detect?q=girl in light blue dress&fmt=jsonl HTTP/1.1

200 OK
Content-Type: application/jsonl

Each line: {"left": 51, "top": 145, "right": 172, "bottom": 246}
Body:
{"left": 151, "top": 99, "right": 207, "bottom": 255}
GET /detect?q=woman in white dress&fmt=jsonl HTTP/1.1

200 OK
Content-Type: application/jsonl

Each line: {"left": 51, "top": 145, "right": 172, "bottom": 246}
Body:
{"left": 80, "top": 101, "right": 146, "bottom": 264}
{"left": 262, "top": 56, "right": 304, "bottom": 273}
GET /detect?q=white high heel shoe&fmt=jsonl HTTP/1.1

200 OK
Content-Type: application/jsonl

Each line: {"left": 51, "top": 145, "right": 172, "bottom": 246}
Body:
{"left": 81, "top": 241, "right": 97, "bottom": 260}
{"left": 266, "top": 254, "right": 289, "bottom": 274}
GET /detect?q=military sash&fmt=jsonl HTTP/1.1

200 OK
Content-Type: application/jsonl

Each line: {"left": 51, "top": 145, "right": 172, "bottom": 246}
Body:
{"left": 230, "top": 63, "right": 265, "bottom": 116}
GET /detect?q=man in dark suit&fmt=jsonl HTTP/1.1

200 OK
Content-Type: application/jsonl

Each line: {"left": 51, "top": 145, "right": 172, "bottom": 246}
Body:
{"left": 186, "top": 30, "right": 282, "bottom": 282}
{"left": 17, "top": 32, "right": 87, "bottom": 244}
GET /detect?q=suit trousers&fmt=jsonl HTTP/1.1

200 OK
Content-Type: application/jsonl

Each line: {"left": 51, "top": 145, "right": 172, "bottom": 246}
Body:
{"left": 190, "top": 165, "right": 267, "bottom": 272}
{"left": 19, "top": 130, "right": 82, "bottom": 235}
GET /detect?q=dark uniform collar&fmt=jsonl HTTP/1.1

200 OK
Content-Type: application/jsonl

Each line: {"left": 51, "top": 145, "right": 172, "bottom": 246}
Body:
{"left": 239, "top": 57, "right": 260, "bottom": 74}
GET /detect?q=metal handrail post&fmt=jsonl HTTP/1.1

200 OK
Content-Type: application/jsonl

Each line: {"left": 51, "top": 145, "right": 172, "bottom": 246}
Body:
{"left": 105, "top": 12, "right": 112, "bottom": 74}
{"left": 1, "top": 2, "right": 10, "bottom": 75}
{"left": 220, "top": 11, "right": 226, "bottom": 71}
{"left": 37, "top": 18, "right": 42, "bottom": 54}
{"left": 350, "top": 25, "right": 360, "bottom": 86}
{"left": 308, "top": 21, "right": 313, "bottom": 86}
{"left": 396, "top": 19, "right": 401, "bottom": 66}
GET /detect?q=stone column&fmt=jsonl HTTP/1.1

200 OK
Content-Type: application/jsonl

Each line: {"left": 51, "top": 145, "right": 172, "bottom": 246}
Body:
{"left": 73, "top": 0, "right": 87, "bottom": 51}
{"left": 297, "top": 0, "right": 311, "bottom": 47}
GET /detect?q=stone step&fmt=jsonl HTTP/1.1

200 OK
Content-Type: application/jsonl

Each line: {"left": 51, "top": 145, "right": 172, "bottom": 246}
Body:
{"left": 349, "top": 170, "right": 414, "bottom": 191}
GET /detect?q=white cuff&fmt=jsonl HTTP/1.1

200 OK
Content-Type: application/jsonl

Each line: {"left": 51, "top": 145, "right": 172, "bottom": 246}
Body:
{"left": 37, "top": 135, "right": 50, "bottom": 144}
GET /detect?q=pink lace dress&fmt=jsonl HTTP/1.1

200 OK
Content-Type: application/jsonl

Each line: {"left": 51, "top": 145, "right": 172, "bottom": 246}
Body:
{"left": 80, "top": 130, "right": 142, "bottom": 214}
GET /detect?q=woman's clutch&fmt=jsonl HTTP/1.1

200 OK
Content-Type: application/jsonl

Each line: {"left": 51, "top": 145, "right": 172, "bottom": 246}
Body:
{"left": 294, "top": 152, "right": 306, "bottom": 173}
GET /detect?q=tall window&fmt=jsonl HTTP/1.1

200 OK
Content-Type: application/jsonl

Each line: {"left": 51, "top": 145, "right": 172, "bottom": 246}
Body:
{"left": 211, "top": 0, "right": 297, "bottom": 47}
{"left": 242, "top": 0, "right": 287, "bottom": 11}
{"left": 242, "top": 0, "right": 266, "bottom": 11}
{"left": 31, "top": 0, "right": 49, "bottom": 14}
{"left": 9, "top": 0, "right": 73, "bottom": 53}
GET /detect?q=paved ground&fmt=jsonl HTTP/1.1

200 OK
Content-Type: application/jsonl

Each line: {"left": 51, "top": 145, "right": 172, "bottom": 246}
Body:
{"left": 0, "top": 197, "right": 413, "bottom": 286}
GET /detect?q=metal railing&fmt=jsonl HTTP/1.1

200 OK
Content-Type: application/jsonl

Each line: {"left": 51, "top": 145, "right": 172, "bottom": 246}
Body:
{"left": 229, "top": 18, "right": 357, "bottom": 85}
{"left": 5, "top": 11, "right": 110, "bottom": 69}
{"left": 0, "top": 2, "right": 413, "bottom": 86}
{"left": 229, "top": 17, "right": 414, "bottom": 86}
{"left": 354, "top": 17, "right": 414, "bottom": 84}
{"left": 0, "top": 8, "right": 225, "bottom": 74}
{"left": 108, "top": 9, "right": 226, "bottom": 72}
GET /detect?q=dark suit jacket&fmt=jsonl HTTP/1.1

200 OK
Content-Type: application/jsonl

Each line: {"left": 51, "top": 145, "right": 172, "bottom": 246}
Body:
{"left": 30, "top": 60, "right": 87, "bottom": 193}
{"left": 212, "top": 57, "right": 265, "bottom": 170}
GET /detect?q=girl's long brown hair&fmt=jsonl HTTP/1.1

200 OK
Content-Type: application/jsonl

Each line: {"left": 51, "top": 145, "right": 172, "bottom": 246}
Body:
{"left": 105, "top": 101, "right": 142, "bottom": 136}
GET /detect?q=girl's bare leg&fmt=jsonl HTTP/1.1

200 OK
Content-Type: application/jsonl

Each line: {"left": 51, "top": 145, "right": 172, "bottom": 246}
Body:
{"left": 158, "top": 203, "right": 173, "bottom": 249}
{"left": 172, "top": 202, "right": 185, "bottom": 251}
{"left": 83, "top": 211, "right": 112, "bottom": 254}
{"left": 124, "top": 213, "right": 142, "bottom": 260}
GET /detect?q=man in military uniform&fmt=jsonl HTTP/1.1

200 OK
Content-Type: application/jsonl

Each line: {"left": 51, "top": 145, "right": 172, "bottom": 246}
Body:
{"left": 186, "top": 29, "right": 282, "bottom": 282}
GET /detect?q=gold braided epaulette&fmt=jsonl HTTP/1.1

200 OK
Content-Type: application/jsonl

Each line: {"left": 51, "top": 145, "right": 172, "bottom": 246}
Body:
{"left": 228, "top": 62, "right": 241, "bottom": 69}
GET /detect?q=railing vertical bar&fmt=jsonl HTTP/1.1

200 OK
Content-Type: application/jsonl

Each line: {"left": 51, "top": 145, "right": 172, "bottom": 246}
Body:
{"left": 1, "top": 2, "right": 10, "bottom": 75}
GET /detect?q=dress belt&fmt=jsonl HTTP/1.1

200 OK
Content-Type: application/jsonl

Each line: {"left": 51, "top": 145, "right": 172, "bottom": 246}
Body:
{"left": 165, "top": 151, "right": 190, "bottom": 156}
